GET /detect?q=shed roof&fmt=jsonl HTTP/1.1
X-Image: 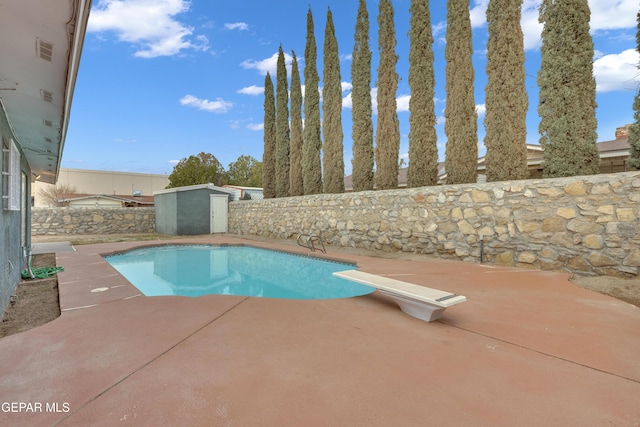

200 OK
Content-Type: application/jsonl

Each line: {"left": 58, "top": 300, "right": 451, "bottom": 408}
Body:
{"left": 153, "top": 184, "right": 234, "bottom": 196}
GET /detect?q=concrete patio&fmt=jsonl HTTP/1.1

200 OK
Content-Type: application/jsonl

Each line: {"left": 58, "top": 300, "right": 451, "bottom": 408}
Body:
{"left": 1, "top": 235, "right": 639, "bottom": 426}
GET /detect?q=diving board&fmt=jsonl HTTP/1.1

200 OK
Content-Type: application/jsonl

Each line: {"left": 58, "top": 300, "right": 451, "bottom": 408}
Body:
{"left": 333, "top": 270, "right": 466, "bottom": 322}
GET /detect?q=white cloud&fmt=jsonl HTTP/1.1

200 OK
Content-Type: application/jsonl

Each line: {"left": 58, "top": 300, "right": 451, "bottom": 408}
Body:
{"left": 593, "top": 49, "right": 640, "bottom": 93}
{"left": 224, "top": 22, "right": 249, "bottom": 31}
{"left": 371, "top": 88, "right": 378, "bottom": 115}
{"left": 342, "top": 87, "right": 417, "bottom": 115}
{"left": 469, "top": 0, "right": 542, "bottom": 51}
{"left": 397, "top": 95, "right": 411, "bottom": 113}
{"left": 241, "top": 51, "right": 293, "bottom": 76}
{"left": 168, "top": 159, "right": 179, "bottom": 165}
{"left": 470, "top": 0, "right": 489, "bottom": 28}
{"left": 342, "top": 88, "right": 377, "bottom": 113}
{"left": 521, "top": 0, "right": 544, "bottom": 51}
{"left": 476, "top": 103, "right": 486, "bottom": 117}
{"left": 432, "top": 21, "right": 447, "bottom": 41}
{"left": 590, "top": 0, "right": 638, "bottom": 31}
{"left": 343, "top": 92, "right": 352, "bottom": 109}
{"left": 433, "top": 0, "right": 487, "bottom": 44}
{"left": 341, "top": 82, "right": 353, "bottom": 93}
{"left": 237, "top": 85, "right": 264, "bottom": 96}
{"left": 521, "top": 0, "right": 638, "bottom": 51}
{"left": 436, "top": 0, "right": 638, "bottom": 53}
{"left": 247, "top": 123, "right": 264, "bottom": 131}
{"left": 88, "top": 0, "right": 208, "bottom": 58}
{"left": 179, "top": 95, "right": 233, "bottom": 113}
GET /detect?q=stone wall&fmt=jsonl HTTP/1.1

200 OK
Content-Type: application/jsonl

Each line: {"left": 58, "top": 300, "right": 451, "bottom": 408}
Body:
{"left": 32, "top": 207, "right": 155, "bottom": 235}
{"left": 229, "top": 172, "right": 640, "bottom": 277}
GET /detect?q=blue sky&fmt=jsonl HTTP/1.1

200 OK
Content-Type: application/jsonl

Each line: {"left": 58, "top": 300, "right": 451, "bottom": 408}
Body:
{"left": 63, "top": 0, "right": 640, "bottom": 176}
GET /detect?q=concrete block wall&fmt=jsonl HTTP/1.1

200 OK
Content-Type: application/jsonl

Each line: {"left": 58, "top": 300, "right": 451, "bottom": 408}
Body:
{"left": 229, "top": 172, "right": 640, "bottom": 277}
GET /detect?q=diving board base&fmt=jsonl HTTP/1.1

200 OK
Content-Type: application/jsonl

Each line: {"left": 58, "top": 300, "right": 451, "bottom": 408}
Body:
{"left": 333, "top": 269, "right": 466, "bottom": 322}
{"left": 377, "top": 290, "right": 446, "bottom": 322}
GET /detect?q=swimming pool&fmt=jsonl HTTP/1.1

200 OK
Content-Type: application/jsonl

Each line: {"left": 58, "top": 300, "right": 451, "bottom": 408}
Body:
{"left": 104, "top": 245, "right": 375, "bottom": 300}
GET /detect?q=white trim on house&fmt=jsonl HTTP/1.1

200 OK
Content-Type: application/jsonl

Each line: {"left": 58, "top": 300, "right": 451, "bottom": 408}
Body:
{"left": 2, "top": 139, "right": 20, "bottom": 211}
{"left": 58, "top": 194, "right": 155, "bottom": 208}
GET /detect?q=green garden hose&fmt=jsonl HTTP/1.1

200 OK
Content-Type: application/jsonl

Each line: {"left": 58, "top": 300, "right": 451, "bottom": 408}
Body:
{"left": 21, "top": 252, "right": 64, "bottom": 279}
{"left": 22, "top": 266, "right": 64, "bottom": 279}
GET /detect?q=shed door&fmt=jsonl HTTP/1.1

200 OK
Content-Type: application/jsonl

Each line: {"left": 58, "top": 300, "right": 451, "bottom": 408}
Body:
{"left": 209, "top": 194, "right": 228, "bottom": 233}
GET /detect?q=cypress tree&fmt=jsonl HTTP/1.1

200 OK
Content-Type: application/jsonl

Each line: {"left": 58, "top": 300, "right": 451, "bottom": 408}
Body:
{"left": 322, "top": 8, "right": 345, "bottom": 194}
{"left": 484, "top": 0, "right": 528, "bottom": 182}
{"left": 262, "top": 72, "right": 276, "bottom": 199}
{"left": 538, "top": 0, "right": 599, "bottom": 177}
{"left": 627, "top": 12, "right": 640, "bottom": 169}
{"left": 407, "top": 0, "right": 438, "bottom": 187}
{"left": 302, "top": 8, "right": 324, "bottom": 195}
{"left": 375, "top": 0, "right": 400, "bottom": 190}
{"left": 289, "top": 51, "right": 304, "bottom": 195}
{"left": 444, "top": 0, "right": 477, "bottom": 185}
{"left": 275, "top": 45, "right": 290, "bottom": 197}
{"left": 351, "top": 0, "right": 374, "bottom": 192}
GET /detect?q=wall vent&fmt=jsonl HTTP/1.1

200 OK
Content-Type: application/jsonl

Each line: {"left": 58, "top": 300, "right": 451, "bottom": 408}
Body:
{"left": 37, "top": 38, "right": 54, "bottom": 62}
{"left": 40, "top": 90, "right": 54, "bottom": 103}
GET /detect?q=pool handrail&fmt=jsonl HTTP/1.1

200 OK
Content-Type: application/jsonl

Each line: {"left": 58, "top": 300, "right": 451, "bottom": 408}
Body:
{"left": 296, "top": 233, "right": 327, "bottom": 253}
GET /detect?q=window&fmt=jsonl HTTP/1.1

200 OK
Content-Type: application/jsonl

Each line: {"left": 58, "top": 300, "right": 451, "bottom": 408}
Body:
{"left": 2, "top": 138, "right": 20, "bottom": 211}
{"left": 21, "top": 172, "right": 28, "bottom": 247}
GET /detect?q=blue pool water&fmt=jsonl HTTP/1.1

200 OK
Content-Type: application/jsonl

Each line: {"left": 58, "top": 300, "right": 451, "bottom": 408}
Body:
{"left": 104, "top": 245, "right": 375, "bottom": 300}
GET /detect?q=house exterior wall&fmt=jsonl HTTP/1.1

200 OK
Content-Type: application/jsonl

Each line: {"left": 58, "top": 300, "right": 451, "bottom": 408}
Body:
{"left": 67, "top": 197, "right": 123, "bottom": 208}
{"left": 599, "top": 156, "right": 630, "bottom": 174}
{"left": 0, "top": 109, "right": 30, "bottom": 314}
{"left": 222, "top": 186, "right": 264, "bottom": 201}
{"left": 244, "top": 189, "right": 264, "bottom": 200}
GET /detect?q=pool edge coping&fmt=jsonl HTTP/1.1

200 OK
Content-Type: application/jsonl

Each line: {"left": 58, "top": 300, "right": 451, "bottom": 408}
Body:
{"left": 100, "top": 242, "right": 360, "bottom": 269}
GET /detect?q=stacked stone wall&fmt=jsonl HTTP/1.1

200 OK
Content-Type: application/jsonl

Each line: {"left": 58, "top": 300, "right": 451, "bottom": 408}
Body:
{"left": 32, "top": 207, "right": 155, "bottom": 235}
{"left": 229, "top": 172, "right": 640, "bottom": 277}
